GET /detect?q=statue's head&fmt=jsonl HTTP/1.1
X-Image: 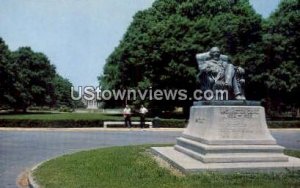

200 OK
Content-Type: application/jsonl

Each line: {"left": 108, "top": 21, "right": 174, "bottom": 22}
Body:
{"left": 209, "top": 47, "right": 221, "bottom": 61}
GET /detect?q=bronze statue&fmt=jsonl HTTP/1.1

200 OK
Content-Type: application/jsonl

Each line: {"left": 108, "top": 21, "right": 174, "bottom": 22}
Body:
{"left": 196, "top": 47, "right": 246, "bottom": 100}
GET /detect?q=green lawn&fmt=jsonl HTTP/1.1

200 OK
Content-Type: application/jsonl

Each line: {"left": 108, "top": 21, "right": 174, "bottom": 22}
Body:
{"left": 33, "top": 145, "right": 300, "bottom": 188}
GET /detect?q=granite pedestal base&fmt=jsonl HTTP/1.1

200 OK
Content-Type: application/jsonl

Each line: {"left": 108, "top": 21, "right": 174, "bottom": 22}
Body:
{"left": 152, "top": 103, "right": 300, "bottom": 173}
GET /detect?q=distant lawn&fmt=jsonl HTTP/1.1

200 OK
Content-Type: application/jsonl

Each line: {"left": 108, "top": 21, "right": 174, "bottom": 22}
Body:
{"left": 0, "top": 112, "right": 181, "bottom": 121}
{"left": 33, "top": 145, "right": 300, "bottom": 188}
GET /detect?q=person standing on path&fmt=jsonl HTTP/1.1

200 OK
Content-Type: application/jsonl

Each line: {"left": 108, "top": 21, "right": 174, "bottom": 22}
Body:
{"left": 139, "top": 105, "right": 148, "bottom": 128}
{"left": 123, "top": 105, "right": 132, "bottom": 128}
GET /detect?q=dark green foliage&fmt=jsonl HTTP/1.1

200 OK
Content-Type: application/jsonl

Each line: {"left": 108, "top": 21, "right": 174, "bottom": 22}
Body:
{"left": 0, "top": 38, "right": 12, "bottom": 109}
{"left": 52, "top": 74, "right": 81, "bottom": 109}
{"left": 244, "top": 0, "right": 300, "bottom": 113}
{"left": 0, "top": 119, "right": 104, "bottom": 128}
{"left": 267, "top": 120, "right": 300, "bottom": 128}
{"left": 159, "top": 119, "right": 186, "bottom": 128}
{"left": 0, "top": 116, "right": 186, "bottom": 128}
{"left": 100, "top": 0, "right": 263, "bottom": 111}
{"left": 100, "top": 0, "right": 299, "bottom": 113}
{"left": 0, "top": 112, "right": 298, "bottom": 128}
{"left": 6, "top": 47, "right": 56, "bottom": 111}
{"left": 262, "top": 0, "right": 299, "bottom": 107}
{"left": 0, "top": 37, "right": 78, "bottom": 110}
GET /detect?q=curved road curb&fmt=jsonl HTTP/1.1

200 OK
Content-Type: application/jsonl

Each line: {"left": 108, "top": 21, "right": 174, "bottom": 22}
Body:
{"left": 10, "top": 129, "right": 299, "bottom": 188}
{"left": 28, "top": 172, "right": 38, "bottom": 188}
{"left": 27, "top": 154, "right": 62, "bottom": 188}
{"left": 28, "top": 161, "right": 44, "bottom": 188}
{"left": 28, "top": 153, "right": 67, "bottom": 188}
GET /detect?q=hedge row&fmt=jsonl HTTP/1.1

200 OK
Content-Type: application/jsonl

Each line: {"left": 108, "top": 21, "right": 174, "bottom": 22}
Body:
{"left": 0, "top": 119, "right": 103, "bottom": 128}
{"left": 0, "top": 119, "right": 187, "bottom": 128}
{"left": 1, "top": 119, "right": 300, "bottom": 128}
{"left": 267, "top": 121, "right": 300, "bottom": 128}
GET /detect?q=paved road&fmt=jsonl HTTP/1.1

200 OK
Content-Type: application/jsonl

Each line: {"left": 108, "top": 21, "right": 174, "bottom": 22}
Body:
{"left": 0, "top": 128, "right": 299, "bottom": 188}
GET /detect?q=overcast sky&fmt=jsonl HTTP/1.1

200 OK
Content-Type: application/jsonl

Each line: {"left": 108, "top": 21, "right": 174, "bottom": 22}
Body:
{"left": 0, "top": 0, "right": 281, "bottom": 87}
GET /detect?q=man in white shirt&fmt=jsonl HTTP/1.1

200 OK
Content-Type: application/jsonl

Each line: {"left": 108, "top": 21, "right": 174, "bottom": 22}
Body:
{"left": 139, "top": 105, "right": 148, "bottom": 128}
{"left": 123, "top": 105, "right": 132, "bottom": 128}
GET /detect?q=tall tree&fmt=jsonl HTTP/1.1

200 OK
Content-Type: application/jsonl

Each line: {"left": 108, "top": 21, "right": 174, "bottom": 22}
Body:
{"left": 0, "top": 38, "right": 12, "bottom": 108}
{"left": 100, "top": 0, "right": 263, "bottom": 112}
{"left": 7, "top": 47, "right": 56, "bottom": 112}
{"left": 248, "top": 0, "right": 300, "bottom": 111}
{"left": 52, "top": 74, "right": 85, "bottom": 108}
{"left": 0, "top": 37, "right": 81, "bottom": 111}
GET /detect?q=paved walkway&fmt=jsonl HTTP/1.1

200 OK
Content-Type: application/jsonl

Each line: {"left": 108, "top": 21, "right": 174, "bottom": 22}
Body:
{"left": 0, "top": 128, "right": 299, "bottom": 188}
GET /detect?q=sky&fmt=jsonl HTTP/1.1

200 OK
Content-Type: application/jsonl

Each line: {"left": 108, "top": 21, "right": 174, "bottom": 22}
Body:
{"left": 0, "top": 0, "right": 281, "bottom": 87}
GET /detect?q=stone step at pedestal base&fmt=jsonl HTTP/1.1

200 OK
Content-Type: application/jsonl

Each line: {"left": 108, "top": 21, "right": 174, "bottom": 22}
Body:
{"left": 175, "top": 137, "right": 288, "bottom": 163}
{"left": 152, "top": 146, "right": 300, "bottom": 174}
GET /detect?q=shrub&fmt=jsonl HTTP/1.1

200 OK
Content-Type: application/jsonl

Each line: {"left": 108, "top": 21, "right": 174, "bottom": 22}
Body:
{"left": 267, "top": 121, "right": 300, "bottom": 128}
{"left": 0, "top": 119, "right": 103, "bottom": 128}
{"left": 0, "top": 118, "right": 298, "bottom": 128}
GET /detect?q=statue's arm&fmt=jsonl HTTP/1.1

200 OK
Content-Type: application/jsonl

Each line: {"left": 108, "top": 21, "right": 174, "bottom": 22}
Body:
{"left": 196, "top": 53, "right": 209, "bottom": 75}
{"left": 198, "top": 63, "right": 208, "bottom": 75}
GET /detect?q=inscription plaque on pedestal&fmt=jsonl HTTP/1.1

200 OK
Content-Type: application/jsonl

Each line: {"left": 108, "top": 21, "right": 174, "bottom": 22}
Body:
{"left": 182, "top": 106, "right": 276, "bottom": 145}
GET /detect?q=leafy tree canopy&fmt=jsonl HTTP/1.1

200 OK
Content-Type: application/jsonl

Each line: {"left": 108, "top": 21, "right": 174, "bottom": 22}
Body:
{"left": 247, "top": 0, "right": 300, "bottom": 108}
{"left": 100, "top": 0, "right": 263, "bottom": 111}
{"left": 0, "top": 37, "right": 78, "bottom": 111}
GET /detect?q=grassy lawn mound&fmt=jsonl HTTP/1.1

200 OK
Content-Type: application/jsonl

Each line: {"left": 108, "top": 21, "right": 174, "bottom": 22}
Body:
{"left": 33, "top": 145, "right": 300, "bottom": 188}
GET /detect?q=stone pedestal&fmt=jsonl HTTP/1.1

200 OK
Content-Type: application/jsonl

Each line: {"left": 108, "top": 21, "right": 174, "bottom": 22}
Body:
{"left": 152, "top": 102, "right": 300, "bottom": 173}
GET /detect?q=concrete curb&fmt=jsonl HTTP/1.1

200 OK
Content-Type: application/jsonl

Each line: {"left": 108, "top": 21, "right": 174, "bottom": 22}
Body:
{"left": 27, "top": 154, "right": 63, "bottom": 188}
{"left": 27, "top": 161, "right": 45, "bottom": 188}
{"left": 0, "top": 127, "right": 186, "bottom": 132}
{"left": 1, "top": 127, "right": 300, "bottom": 132}
{"left": 28, "top": 172, "right": 38, "bottom": 188}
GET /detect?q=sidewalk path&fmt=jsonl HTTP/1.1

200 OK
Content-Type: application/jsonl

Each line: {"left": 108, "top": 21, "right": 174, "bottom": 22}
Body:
{"left": 0, "top": 128, "right": 299, "bottom": 188}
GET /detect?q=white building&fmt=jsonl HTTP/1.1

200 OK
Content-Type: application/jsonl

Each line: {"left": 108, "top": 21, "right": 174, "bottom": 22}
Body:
{"left": 81, "top": 94, "right": 99, "bottom": 110}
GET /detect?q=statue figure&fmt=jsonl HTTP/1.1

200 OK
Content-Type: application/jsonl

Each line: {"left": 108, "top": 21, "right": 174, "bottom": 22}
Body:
{"left": 196, "top": 47, "right": 246, "bottom": 100}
